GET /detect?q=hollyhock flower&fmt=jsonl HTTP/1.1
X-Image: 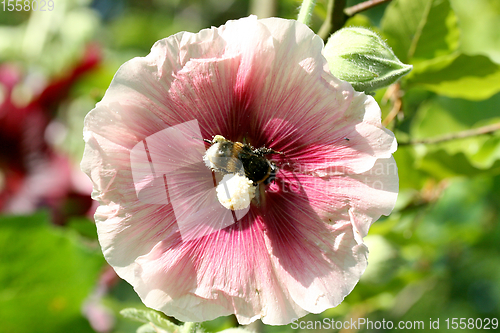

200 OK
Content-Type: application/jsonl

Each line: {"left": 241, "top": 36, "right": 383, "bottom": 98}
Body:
{"left": 81, "top": 16, "right": 398, "bottom": 325}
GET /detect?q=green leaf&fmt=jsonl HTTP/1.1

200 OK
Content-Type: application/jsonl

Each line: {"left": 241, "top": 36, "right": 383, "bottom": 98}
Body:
{"left": 137, "top": 323, "right": 168, "bottom": 333}
{"left": 417, "top": 150, "right": 487, "bottom": 179}
{"left": 416, "top": 177, "right": 492, "bottom": 244}
{"left": 411, "top": 93, "right": 500, "bottom": 138}
{"left": 121, "top": 309, "right": 203, "bottom": 333}
{"left": 392, "top": 146, "right": 427, "bottom": 190}
{"left": 472, "top": 135, "right": 500, "bottom": 169}
{"left": 450, "top": 0, "right": 500, "bottom": 64}
{"left": 218, "top": 329, "right": 255, "bottom": 333}
{"left": 409, "top": 93, "right": 500, "bottom": 176}
{"left": 361, "top": 235, "right": 400, "bottom": 285}
{"left": 324, "top": 27, "right": 412, "bottom": 92}
{"left": 120, "top": 308, "right": 179, "bottom": 332}
{"left": 411, "top": 96, "right": 495, "bottom": 140}
{"left": 0, "top": 212, "right": 104, "bottom": 333}
{"left": 382, "top": 0, "right": 460, "bottom": 63}
{"left": 406, "top": 53, "right": 500, "bottom": 100}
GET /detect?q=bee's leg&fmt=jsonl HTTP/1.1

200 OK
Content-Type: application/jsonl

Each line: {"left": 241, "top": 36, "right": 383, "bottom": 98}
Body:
{"left": 255, "top": 147, "right": 284, "bottom": 155}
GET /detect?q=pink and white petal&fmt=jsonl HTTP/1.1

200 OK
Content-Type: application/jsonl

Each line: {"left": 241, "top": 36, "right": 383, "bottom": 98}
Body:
{"left": 228, "top": 19, "right": 395, "bottom": 174}
{"left": 281, "top": 157, "right": 398, "bottom": 240}
{"left": 309, "top": 93, "right": 397, "bottom": 175}
{"left": 338, "top": 157, "right": 399, "bottom": 240}
{"left": 220, "top": 16, "right": 276, "bottom": 82}
{"left": 82, "top": 131, "right": 136, "bottom": 204}
{"left": 81, "top": 131, "right": 176, "bottom": 281}
{"left": 245, "top": 19, "right": 355, "bottom": 150}
{"left": 264, "top": 92, "right": 396, "bottom": 177}
{"left": 165, "top": 56, "right": 243, "bottom": 139}
{"left": 305, "top": 157, "right": 398, "bottom": 241}
{"left": 86, "top": 19, "right": 271, "bottom": 148}
{"left": 169, "top": 18, "right": 276, "bottom": 140}
{"left": 94, "top": 203, "right": 176, "bottom": 283}
{"left": 92, "top": 20, "right": 277, "bottom": 144}
{"left": 188, "top": 213, "right": 307, "bottom": 324}
{"left": 96, "top": 41, "right": 184, "bottom": 129}
{"left": 83, "top": 124, "right": 218, "bottom": 284}
{"left": 259, "top": 180, "right": 369, "bottom": 316}
{"left": 97, "top": 26, "right": 233, "bottom": 129}
{"left": 256, "top": 157, "right": 396, "bottom": 314}
{"left": 268, "top": 223, "right": 368, "bottom": 315}
{"left": 133, "top": 213, "right": 307, "bottom": 324}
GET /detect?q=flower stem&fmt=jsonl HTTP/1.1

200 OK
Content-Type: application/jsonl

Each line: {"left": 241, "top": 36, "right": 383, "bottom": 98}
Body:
{"left": 318, "top": 0, "right": 392, "bottom": 40}
{"left": 249, "top": 0, "right": 276, "bottom": 18}
{"left": 297, "top": 0, "right": 317, "bottom": 25}
{"left": 344, "top": 0, "right": 393, "bottom": 17}
{"left": 400, "top": 122, "right": 500, "bottom": 146}
{"left": 318, "top": 0, "right": 347, "bottom": 40}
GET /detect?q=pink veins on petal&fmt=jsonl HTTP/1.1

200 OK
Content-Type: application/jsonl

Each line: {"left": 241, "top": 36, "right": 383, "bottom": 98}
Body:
{"left": 81, "top": 16, "right": 398, "bottom": 325}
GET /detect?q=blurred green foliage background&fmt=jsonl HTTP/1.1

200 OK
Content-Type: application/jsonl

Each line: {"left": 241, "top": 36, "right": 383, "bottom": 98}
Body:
{"left": 1, "top": 0, "right": 499, "bottom": 332}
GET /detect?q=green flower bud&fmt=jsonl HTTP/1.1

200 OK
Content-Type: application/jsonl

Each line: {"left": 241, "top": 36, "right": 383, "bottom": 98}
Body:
{"left": 323, "top": 27, "right": 412, "bottom": 92}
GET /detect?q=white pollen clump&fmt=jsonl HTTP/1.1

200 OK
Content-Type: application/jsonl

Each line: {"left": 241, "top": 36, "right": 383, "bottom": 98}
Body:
{"left": 216, "top": 174, "right": 256, "bottom": 210}
{"left": 203, "top": 143, "right": 220, "bottom": 170}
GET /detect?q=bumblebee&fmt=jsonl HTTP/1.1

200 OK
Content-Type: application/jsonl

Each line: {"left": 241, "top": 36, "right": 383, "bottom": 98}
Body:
{"left": 203, "top": 135, "right": 282, "bottom": 185}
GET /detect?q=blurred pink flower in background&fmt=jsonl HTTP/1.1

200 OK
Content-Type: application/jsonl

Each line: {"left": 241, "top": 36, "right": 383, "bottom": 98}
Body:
{"left": 81, "top": 16, "right": 398, "bottom": 325}
{"left": 0, "top": 44, "right": 100, "bottom": 222}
